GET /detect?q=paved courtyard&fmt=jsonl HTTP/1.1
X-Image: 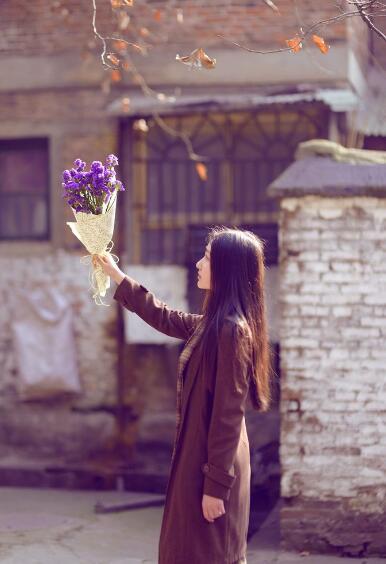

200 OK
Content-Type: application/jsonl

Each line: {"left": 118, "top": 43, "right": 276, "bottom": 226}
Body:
{"left": 0, "top": 487, "right": 384, "bottom": 564}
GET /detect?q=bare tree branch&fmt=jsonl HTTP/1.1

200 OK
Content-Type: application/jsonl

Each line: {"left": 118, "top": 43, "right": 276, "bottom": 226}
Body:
{"left": 91, "top": 2, "right": 207, "bottom": 163}
{"left": 112, "top": 48, "right": 208, "bottom": 161}
{"left": 91, "top": 0, "right": 386, "bottom": 163}
{"left": 218, "top": 9, "right": 362, "bottom": 54}
{"left": 352, "top": 0, "right": 386, "bottom": 41}
{"left": 91, "top": 0, "right": 116, "bottom": 69}
{"left": 218, "top": 2, "right": 386, "bottom": 55}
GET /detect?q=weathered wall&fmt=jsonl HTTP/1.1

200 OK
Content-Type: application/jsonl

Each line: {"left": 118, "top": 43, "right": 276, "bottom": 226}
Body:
{"left": 0, "top": 250, "right": 118, "bottom": 460}
{"left": 0, "top": 0, "right": 359, "bottom": 93}
{"left": 0, "top": 1, "right": 348, "bottom": 57}
{"left": 279, "top": 195, "right": 386, "bottom": 557}
{"left": 0, "top": 0, "right": 373, "bottom": 492}
{"left": 0, "top": 75, "right": 121, "bottom": 466}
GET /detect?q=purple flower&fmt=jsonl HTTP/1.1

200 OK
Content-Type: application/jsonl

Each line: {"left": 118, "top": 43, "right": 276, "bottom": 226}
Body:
{"left": 91, "top": 161, "right": 103, "bottom": 172}
{"left": 106, "top": 154, "right": 118, "bottom": 167}
{"left": 66, "top": 181, "right": 78, "bottom": 190}
{"left": 73, "top": 159, "right": 85, "bottom": 171}
{"left": 61, "top": 154, "right": 124, "bottom": 214}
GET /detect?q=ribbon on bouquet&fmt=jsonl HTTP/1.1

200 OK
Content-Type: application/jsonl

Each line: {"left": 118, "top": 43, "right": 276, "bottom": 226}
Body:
{"left": 80, "top": 240, "right": 120, "bottom": 306}
{"left": 66, "top": 196, "right": 118, "bottom": 306}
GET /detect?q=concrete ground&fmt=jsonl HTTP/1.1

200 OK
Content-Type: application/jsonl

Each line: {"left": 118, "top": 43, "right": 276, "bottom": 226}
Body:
{"left": 0, "top": 487, "right": 384, "bottom": 564}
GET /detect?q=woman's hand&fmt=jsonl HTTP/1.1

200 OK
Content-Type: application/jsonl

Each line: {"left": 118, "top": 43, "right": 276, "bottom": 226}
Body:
{"left": 202, "top": 494, "right": 225, "bottom": 523}
{"left": 93, "top": 253, "right": 125, "bottom": 285}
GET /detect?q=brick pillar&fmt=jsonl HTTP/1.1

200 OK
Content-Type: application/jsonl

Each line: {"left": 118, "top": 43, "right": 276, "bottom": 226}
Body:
{"left": 268, "top": 159, "right": 386, "bottom": 558}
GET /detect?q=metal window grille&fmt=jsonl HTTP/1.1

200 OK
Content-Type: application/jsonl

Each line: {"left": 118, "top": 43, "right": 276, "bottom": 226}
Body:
{"left": 121, "top": 104, "right": 328, "bottom": 265}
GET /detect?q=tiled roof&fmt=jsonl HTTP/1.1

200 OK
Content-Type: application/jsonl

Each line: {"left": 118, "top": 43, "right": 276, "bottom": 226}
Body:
{"left": 108, "top": 87, "right": 358, "bottom": 116}
{"left": 267, "top": 156, "right": 386, "bottom": 198}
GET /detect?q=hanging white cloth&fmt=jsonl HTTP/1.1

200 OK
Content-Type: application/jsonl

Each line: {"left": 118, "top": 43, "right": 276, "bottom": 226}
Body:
{"left": 11, "top": 286, "right": 82, "bottom": 400}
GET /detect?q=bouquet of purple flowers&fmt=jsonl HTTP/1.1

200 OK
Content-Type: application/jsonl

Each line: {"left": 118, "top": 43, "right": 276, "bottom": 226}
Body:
{"left": 62, "top": 154, "right": 125, "bottom": 305}
{"left": 62, "top": 154, "right": 124, "bottom": 214}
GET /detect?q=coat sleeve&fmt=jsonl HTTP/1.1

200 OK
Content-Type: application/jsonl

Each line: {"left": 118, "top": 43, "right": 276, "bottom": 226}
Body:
{"left": 113, "top": 275, "right": 202, "bottom": 340}
{"left": 201, "top": 321, "right": 250, "bottom": 501}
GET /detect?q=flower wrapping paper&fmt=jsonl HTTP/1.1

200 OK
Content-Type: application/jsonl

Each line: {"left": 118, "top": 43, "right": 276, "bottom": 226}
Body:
{"left": 67, "top": 197, "right": 117, "bottom": 304}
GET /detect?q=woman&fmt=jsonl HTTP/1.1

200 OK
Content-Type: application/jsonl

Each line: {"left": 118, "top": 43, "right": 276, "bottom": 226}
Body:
{"left": 96, "top": 226, "right": 272, "bottom": 564}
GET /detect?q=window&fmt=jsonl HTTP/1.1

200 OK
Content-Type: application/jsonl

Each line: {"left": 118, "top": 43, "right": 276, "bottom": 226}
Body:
{"left": 0, "top": 138, "right": 50, "bottom": 240}
{"left": 122, "top": 104, "right": 329, "bottom": 264}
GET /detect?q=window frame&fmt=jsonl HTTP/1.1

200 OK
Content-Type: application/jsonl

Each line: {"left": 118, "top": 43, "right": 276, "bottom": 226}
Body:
{"left": 0, "top": 137, "right": 51, "bottom": 241}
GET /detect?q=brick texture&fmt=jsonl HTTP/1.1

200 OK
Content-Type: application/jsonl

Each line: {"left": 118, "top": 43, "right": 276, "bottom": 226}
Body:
{"left": 279, "top": 196, "right": 386, "bottom": 557}
{"left": 0, "top": 0, "right": 349, "bottom": 57}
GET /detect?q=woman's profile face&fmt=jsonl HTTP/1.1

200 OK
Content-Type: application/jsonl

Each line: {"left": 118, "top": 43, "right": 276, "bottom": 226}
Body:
{"left": 196, "top": 243, "right": 211, "bottom": 290}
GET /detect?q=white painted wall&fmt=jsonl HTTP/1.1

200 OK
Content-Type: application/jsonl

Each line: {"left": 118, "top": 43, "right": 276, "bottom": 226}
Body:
{"left": 121, "top": 265, "right": 188, "bottom": 344}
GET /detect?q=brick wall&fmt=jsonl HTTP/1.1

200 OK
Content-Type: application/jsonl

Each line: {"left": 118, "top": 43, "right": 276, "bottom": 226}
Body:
{"left": 279, "top": 195, "right": 386, "bottom": 557}
{"left": 0, "top": 0, "right": 348, "bottom": 57}
{"left": 0, "top": 81, "right": 121, "bottom": 465}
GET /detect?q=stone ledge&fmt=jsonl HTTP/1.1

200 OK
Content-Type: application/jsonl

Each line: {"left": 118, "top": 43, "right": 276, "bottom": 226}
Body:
{"left": 268, "top": 157, "right": 386, "bottom": 198}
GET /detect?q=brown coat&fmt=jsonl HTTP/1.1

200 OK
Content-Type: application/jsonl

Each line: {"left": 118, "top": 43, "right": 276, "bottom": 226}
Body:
{"left": 114, "top": 276, "right": 251, "bottom": 564}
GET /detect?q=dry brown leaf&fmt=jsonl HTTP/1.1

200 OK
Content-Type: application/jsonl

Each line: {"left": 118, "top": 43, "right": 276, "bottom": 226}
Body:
{"left": 153, "top": 9, "right": 162, "bottom": 22}
{"left": 111, "top": 69, "right": 122, "bottom": 82}
{"left": 107, "top": 53, "right": 120, "bottom": 66}
{"left": 285, "top": 36, "right": 303, "bottom": 53}
{"left": 312, "top": 34, "right": 330, "bottom": 54}
{"left": 114, "top": 39, "right": 128, "bottom": 53}
{"left": 195, "top": 162, "right": 208, "bottom": 181}
{"left": 111, "top": 0, "right": 133, "bottom": 7}
{"left": 176, "top": 48, "right": 216, "bottom": 70}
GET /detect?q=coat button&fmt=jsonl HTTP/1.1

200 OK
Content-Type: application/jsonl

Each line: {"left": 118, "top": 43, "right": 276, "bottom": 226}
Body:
{"left": 203, "top": 464, "right": 209, "bottom": 472}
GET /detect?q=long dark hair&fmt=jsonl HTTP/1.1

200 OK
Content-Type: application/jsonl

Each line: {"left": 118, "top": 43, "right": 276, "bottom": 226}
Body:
{"left": 198, "top": 226, "right": 273, "bottom": 412}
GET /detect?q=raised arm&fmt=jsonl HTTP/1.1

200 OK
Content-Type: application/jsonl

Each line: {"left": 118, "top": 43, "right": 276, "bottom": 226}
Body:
{"left": 201, "top": 320, "right": 250, "bottom": 501}
{"left": 113, "top": 275, "right": 202, "bottom": 340}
